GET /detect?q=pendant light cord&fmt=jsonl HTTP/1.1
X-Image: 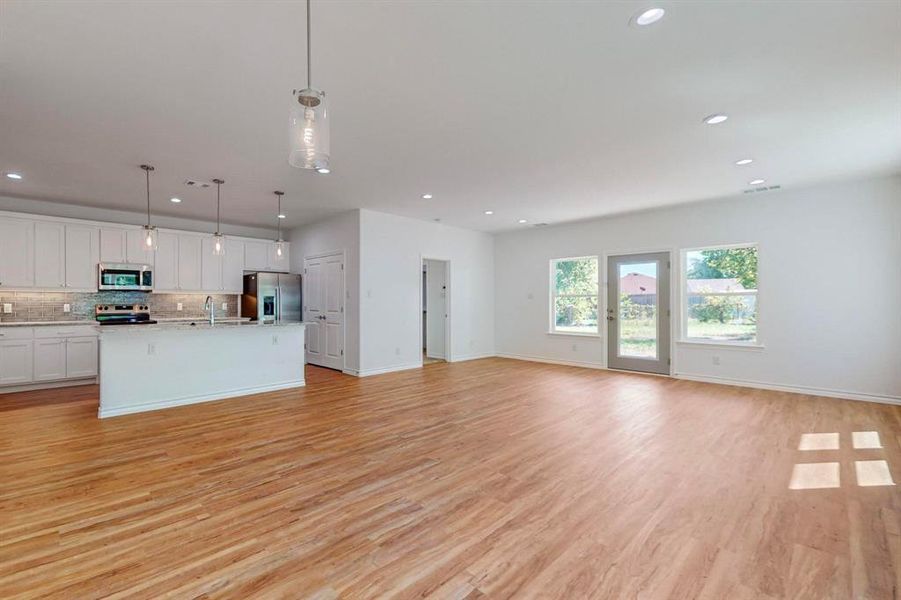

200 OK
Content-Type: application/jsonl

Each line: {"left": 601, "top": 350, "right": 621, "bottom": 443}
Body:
{"left": 306, "top": 0, "right": 312, "bottom": 89}
{"left": 140, "top": 164, "right": 154, "bottom": 227}
{"left": 275, "top": 191, "right": 284, "bottom": 241}
{"left": 212, "top": 178, "right": 225, "bottom": 235}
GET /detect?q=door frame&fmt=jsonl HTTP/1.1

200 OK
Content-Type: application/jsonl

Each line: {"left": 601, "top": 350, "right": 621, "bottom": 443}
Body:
{"left": 419, "top": 256, "right": 451, "bottom": 365}
{"left": 303, "top": 248, "right": 346, "bottom": 372}
{"left": 601, "top": 247, "right": 676, "bottom": 376}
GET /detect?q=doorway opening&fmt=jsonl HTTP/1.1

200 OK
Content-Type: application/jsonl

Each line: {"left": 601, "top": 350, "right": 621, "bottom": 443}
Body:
{"left": 606, "top": 251, "right": 671, "bottom": 375}
{"left": 421, "top": 258, "right": 449, "bottom": 365}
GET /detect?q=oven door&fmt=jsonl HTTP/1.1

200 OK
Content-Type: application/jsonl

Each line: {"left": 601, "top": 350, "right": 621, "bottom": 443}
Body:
{"left": 98, "top": 263, "right": 153, "bottom": 291}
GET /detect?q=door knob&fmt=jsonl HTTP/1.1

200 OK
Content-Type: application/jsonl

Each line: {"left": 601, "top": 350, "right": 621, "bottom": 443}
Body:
{"left": 607, "top": 315, "right": 615, "bottom": 321}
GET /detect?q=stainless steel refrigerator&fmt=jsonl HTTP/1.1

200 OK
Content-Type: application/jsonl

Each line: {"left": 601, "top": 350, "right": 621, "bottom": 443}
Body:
{"left": 242, "top": 273, "right": 302, "bottom": 323}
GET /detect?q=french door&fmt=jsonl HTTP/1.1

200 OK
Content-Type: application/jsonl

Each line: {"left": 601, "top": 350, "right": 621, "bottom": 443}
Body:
{"left": 606, "top": 252, "right": 671, "bottom": 375}
{"left": 303, "top": 251, "right": 345, "bottom": 371}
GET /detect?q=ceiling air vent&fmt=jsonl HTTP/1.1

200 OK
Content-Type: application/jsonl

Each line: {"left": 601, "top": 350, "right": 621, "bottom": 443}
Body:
{"left": 184, "top": 179, "right": 213, "bottom": 189}
{"left": 743, "top": 185, "right": 781, "bottom": 194}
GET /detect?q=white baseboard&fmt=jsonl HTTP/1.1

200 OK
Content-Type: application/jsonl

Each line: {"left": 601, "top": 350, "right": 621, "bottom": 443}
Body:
{"left": 496, "top": 352, "right": 605, "bottom": 370}
{"left": 0, "top": 377, "right": 98, "bottom": 394}
{"left": 449, "top": 352, "right": 496, "bottom": 363}
{"left": 342, "top": 368, "right": 360, "bottom": 377}
{"left": 98, "top": 380, "right": 306, "bottom": 418}
{"left": 674, "top": 372, "right": 901, "bottom": 406}
{"left": 356, "top": 362, "right": 422, "bottom": 378}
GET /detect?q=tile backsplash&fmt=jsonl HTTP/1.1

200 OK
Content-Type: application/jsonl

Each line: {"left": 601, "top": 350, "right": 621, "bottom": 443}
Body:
{"left": 0, "top": 291, "right": 239, "bottom": 323}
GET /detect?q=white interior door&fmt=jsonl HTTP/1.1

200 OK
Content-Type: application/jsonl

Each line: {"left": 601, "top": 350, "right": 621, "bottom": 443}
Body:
{"left": 425, "top": 259, "right": 448, "bottom": 359}
{"left": 304, "top": 252, "right": 344, "bottom": 370}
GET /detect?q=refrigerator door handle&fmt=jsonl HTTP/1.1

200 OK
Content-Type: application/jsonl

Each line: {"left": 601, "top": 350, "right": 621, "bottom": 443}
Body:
{"left": 276, "top": 286, "right": 281, "bottom": 322}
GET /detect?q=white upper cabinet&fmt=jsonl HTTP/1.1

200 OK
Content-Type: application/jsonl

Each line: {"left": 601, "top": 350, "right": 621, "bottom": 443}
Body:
{"left": 268, "top": 242, "right": 289, "bottom": 272}
{"left": 99, "top": 228, "right": 127, "bottom": 263}
{"left": 65, "top": 225, "right": 99, "bottom": 290}
{"left": 201, "top": 237, "right": 223, "bottom": 291}
{"left": 223, "top": 239, "right": 245, "bottom": 293}
{"left": 126, "top": 229, "right": 155, "bottom": 265}
{"left": 0, "top": 218, "right": 35, "bottom": 289}
{"left": 177, "top": 234, "right": 202, "bottom": 291}
{"left": 154, "top": 232, "right": 179, "bottom": 291}
{"left": 34, "top": 222, "right": 66, "bottom": 288}
{"left": 244, "top": 241, "right": 269, "bottom": 271}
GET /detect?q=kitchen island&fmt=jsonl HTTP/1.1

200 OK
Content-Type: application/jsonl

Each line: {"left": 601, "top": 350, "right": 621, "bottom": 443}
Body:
{"left": 98, "top": 321, "right": 306, "bottom": 418}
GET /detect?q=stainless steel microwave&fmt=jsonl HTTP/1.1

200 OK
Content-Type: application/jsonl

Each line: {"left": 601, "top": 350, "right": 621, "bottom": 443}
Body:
{"left": 98, "top": 263, "right": 153, "bottom": 291}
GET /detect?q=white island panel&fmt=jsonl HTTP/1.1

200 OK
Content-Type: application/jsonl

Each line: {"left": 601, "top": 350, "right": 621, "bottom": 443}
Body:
{"left": 98, "top": 323, "right": 305, "bottom": 418}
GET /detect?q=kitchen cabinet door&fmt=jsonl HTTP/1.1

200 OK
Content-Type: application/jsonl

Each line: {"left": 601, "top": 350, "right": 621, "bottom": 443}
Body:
{"left": 99, "top": 228, "right": 127, "bottom": 263}
{"left": 268, "top": 242, "right": 289, "bottom": 272}
{"left": 177, "top": 235, "right": 202, "bottom": 291}
{"left": 34, "top": 222, "right": 66, "bottom": 288}
{"left": 201, "top": 237, "right": 223, "bottom": 291}
{"left": 65, "top": 225, "right": 100, "bottom": 290}
{"left": 244, "top": 241, "right": 269, "bottom": 271}
{"left": 223, "top": 239, "right": 245, "bottom": 292}
{"left": 154, "top": 232, "right": 179, "bottom": 291}
{"left": 66, "top": 337, "right": 98, "bottom": 378}
{"left": 0, "top": 340, "right": 34, "bottom": 385}
{"left": 0, "top": 218, "right": 35, "bottom": 288}
{"left": 34, "top": 338, "right": 66, "bottom": 381}
{"left": 126, "top": 229, "right": 155, "bottom": 265}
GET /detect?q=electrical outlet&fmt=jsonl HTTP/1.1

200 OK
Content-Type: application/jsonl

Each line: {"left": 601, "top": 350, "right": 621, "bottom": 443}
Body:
{"left": 147, "top": 343, "right": 155, "bottom": 355}
{"left": 3, "top": 303, "right": 12, "bottom": 314}
{"left": 572, "top": 344, "right": 578, "bottom": 352}
{"left": 176, "top": 303, "right": 183, "bottom": 311}
{"left": 712, "top": 355, "right": 721, "bottom": 366}
{"left": 63, "top": 303, "right": 71, "bottom": 313}
{"left": 221, "top": 302, "right": 228, "bottom": 311}
{"left": 395, "top": 347, "right": 401, "bottom": 355}
{"left": 272, "top": 335, "right": 279, "bottom": 345}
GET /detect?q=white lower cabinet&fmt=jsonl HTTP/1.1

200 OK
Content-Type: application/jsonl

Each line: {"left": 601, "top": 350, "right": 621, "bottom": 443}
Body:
{"left": 0, "top": 327, "right": 98, "bottom": 390}
{"left": 66, "top": 337, "right": 98, "bottom": 378}
{"left": 0, "top": 339, "right": 34, "bottom": 385}
{"left": 34, "top": 338, "right": 67, "bottom": 381}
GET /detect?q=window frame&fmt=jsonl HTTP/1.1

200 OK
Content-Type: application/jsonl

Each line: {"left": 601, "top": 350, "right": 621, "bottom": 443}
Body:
{"left": 549, "top": 255, "right": 600, "bottom": 337}
{"left": 680, "top": 243, "right": 761, "bottom": 347}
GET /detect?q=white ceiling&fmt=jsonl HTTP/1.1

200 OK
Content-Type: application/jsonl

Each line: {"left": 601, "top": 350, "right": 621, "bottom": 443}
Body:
{"left": 1, "top": 1, "right": 899, "bottom": 233}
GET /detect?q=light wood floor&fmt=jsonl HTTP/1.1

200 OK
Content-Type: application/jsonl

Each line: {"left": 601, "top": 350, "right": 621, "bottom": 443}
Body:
{"left": 1, "top": 359, "right": 900, "bottom": 599}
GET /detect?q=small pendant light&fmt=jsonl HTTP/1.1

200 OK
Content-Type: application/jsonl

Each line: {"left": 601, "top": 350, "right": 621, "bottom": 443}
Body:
{"left": 139, "top": 164, "right": 158, "bottom": 251}
{"left": 274, "top": 191, "right": 286, "bottom": 258}
{"left": 288, "top": 0, "right": 330, "bottom": 173}
{"left": 211, "top": 178, "right": 225, "bottom": 256}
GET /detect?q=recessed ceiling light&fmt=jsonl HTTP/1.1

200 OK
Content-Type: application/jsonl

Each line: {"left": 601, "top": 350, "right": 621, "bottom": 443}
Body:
{"left": 422, "top": 193, "right": 433, "bottom": 199}
{"left": 278, "top": 214, "right": 287, "bottom": 219}
{"left": 749, "top": 179, "right": 765, "bottom": 185}
{"left": 484, "top": 210, "right": 494, "bottom": 215}
{"left": 703, "top": 114, "right": 729, "bottom": 125}
{"left": 5, "top": 172, "right": 23, "bottom": 180}
{"left": 518, "top": 219, "right": 528, "bottom": 224}
{"left": 735, "top": 158, "right": 754, "bottom": 166}
{"left": 170, "top": 197, "right": 182, "bottom": 203}
{"left": 316, "top": 167, "right": 330, "bottom": 174}
{"left": 633, "top": 7, "right": 665, "bottom": 26}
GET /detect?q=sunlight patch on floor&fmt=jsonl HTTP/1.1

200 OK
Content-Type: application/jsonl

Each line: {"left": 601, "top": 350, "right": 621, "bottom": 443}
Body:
{"left": 852, "top": 431, "right": 882, "bottom": 450}
{"left": 789, "top": 463, "right": 840, "bottom": 490}
{"left": 798, "top": 432, "right": 840, "bottom": 451}
{"left": 855, "top": 460, "right": 895, "bottom": 487}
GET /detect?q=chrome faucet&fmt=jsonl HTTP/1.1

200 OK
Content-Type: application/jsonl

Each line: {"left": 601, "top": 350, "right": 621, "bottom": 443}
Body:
{"left": 204, "top": 295, "right": 215, "bottom": 325}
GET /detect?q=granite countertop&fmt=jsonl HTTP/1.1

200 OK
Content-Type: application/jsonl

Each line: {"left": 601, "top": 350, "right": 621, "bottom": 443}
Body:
{"left": 97, "top": 321, "right": 307, "bottom": 334}
{"left": 0, "top": 320, "right": 95, "bottom": 328}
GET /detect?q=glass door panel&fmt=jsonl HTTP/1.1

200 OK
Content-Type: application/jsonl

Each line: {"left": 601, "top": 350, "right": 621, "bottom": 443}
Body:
{"left": 617, "top": 262, "right": 658, "bottom": 359}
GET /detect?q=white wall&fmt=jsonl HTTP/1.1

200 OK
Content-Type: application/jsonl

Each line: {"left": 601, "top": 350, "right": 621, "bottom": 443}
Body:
{"left": 359, "top": 209, "right": 495, "bottom": 375}
{"left": 495, "top": 175, "right": 901, "bottom": 402}
{"left": 288, "top": 210, "right": 361, "bottom": 373}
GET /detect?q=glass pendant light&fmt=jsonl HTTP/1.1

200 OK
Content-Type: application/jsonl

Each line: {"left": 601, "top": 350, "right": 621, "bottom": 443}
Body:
{"left": 139, "top": 164, "right": 158, "bottom": 251}
{"left": 274, "top": 191, "right": 286, "bottom": 259}
{"left": 288, "top": 0, "right": 330, "bottom": 172}
{"left": 211, "top": 178, "right": 226, "bottom": 256}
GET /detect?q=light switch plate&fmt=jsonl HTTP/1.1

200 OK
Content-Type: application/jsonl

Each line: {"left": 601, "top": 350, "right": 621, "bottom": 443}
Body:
{"left": 176, "top": 303, "right": 183, "bottom": 311}
{"left": 221, "top": 302, "right": 228, "bottom": 310}
{"left": 2, "top": 303, "right": 11, "bottom": 314}
{"left": 63, "top": 303, "right": 71, "bottom": 313}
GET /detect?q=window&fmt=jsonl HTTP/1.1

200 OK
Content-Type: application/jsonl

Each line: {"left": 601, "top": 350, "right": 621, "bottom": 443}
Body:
{"left": 551, "top": 256, "right": 598, "bottom": 335}
{"left": 683, "top": 245, "right": 758, "bottom": 343}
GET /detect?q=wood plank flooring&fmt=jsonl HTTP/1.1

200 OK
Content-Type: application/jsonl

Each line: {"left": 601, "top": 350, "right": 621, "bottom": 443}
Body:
{"left": 1, "top": 358, "right": 900, "bottom": 598}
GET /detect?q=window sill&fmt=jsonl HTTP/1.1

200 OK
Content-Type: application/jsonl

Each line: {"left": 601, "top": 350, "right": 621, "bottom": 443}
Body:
{"left": 547, "top": 331, "right": 601, "bottom": 339}
{"left": 677, "top": 340, "right": 765, "bottom": 351}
